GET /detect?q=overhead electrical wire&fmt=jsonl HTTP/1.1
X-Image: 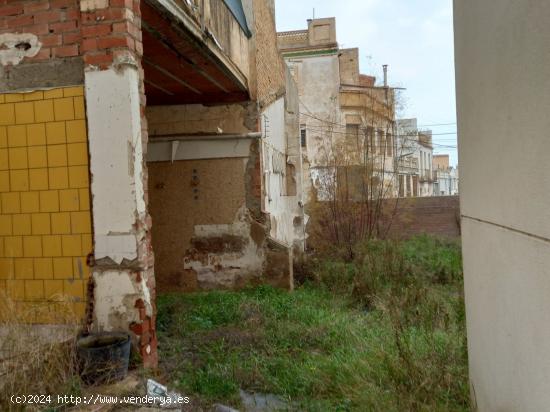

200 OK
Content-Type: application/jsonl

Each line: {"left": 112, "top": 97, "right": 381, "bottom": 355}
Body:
{"left": 297, "top": 100, "right": 458, "bottom": 150}
{"left": 302, "top": 123, "right": 458, "bottom": 138}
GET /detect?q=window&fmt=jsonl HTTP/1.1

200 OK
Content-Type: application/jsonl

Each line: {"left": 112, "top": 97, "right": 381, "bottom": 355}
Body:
{"left": 386, "top": 133, "right": 393, "bottom": 156}
{"left": 300, "top": 126, "right": 307, "bottom": 148}
{"left": 399, "top": 174, "right": 405, "bottom": 197}
{"left": 346, "top": 124, "right": 359, "bottom": 148}
{"left": 380, "top": 131, "right": 386, "bottom": 155}
{"left": 366, "top": 126, "right": 375, "bottom": 153}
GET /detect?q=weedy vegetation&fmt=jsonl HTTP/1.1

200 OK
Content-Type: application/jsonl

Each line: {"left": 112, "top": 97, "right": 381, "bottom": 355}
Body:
{"left": 157, "top": 235, "right": 469, "bottom": 411}
{"left": 0, "top": 295, "right": 83, "bottom": 412}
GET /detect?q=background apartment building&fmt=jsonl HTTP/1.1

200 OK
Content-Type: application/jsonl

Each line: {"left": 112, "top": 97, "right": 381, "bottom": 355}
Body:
{"left": 277, "top": 18, "right": 397, "bottom": 202}
{"left": 395, "top": 118, "right": 434, "bottom": 197}
{"left": 433, "top": 154, "right": 459, "bottom": 196}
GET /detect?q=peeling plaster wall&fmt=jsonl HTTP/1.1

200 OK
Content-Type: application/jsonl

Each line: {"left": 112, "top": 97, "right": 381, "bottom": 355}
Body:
{"left": 284, "top": 53, "right": 341, "bottom": 204}
{"left": 85, "top": 61, "right": 155, "bottom": 365}
{"left": 148, "top": 157, "right": 250, "bottom": 291}
{"left": 184, "top": 206, "right": 266, "bottom": 290}
{"left": 261, "top": 96, "right": 304, "bottom": 249}
{"left": 287, "top": 54, "right": 341, "bottom": 160}
{"left": 93, "top": 270, "right": 147, "bottom": 331}
{"left": 146, "top": 102, "right": 267, "bottom": 291}
{"left": 86, "top": 66, "right": 145, "bottom": 265}
{"left": 146, "top": 100, "right": 294, "bottom": 291}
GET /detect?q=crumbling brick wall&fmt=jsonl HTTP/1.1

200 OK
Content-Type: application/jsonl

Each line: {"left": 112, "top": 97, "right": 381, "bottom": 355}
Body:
{"left": 0, "top": 0, "right": 84, "bottom": 91}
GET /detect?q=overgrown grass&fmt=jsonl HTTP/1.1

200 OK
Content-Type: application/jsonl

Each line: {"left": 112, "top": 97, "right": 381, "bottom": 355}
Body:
{"left": 157, "top": 235, "right": 468, "bottom": 411}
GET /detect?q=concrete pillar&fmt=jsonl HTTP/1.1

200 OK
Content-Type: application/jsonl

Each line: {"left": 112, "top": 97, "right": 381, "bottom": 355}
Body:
{"left": 81, "top": 0, "right": 156, "bottom": 367}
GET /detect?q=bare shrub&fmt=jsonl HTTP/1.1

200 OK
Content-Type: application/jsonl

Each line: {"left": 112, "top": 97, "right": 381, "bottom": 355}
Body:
{"left": 304, "top": 88, "right": 406, "bottom": 260}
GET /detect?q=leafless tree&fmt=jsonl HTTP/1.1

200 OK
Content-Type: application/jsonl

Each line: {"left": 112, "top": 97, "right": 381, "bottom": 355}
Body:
{"left": 307, "top": 86, "right": 408, "bottom": 259}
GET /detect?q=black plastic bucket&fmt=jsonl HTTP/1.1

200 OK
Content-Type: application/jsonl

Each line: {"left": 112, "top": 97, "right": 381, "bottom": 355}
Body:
{"left": 77, "top": 332, "right": 131, "bottom": 385}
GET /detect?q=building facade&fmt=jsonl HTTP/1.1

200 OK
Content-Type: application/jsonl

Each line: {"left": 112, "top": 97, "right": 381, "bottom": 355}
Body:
{"left": 433, "top": 154, "right": 458, "bottom": 196}
{"left": 0, "top": 0, "right": 305, "bottom": 366}
{"left": 455, "top": 0, "right": 550, "bottom": 409}
{"left": 277, "top": 18, "right": 397, "bottom": 202}
{"left": 395, "top": 118, "right": 434, "bottom": 197}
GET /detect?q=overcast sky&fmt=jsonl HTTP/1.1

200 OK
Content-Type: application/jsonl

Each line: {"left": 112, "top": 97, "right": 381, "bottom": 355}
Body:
{"left": 275, "top": 0, "right": 458, "bottom": 166}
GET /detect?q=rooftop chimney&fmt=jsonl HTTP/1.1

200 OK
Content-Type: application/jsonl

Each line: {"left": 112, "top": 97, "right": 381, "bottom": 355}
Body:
{"left": 383, "top": 64, "right": 388, "bottom": 87}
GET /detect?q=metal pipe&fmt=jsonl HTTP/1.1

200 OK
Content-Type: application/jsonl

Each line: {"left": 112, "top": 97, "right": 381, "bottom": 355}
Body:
{"left": 149, "top": 132, "right": 262, "bottom": 142}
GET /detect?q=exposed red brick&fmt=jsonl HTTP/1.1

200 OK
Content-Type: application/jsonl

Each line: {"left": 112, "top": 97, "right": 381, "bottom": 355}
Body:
{"left": 65, "top": 8, "right": 78, "bottom": 20}
{"left": 49, "top": 20, "right": 77, "bottom": 33}
{"left": 49, "top": 0, "right": 75, "bottom": 8}
{"left": 110, "top": 0, "right": 134, "bottom": 7}
{"left": 63, "top": 31, "right": 80, "bottom": 44}
{"left": 112, "top": 21, "right": 129, "bottom": 34}
{"left": 97, "top": 35, "right": 131, "bottom": 50}
{"left": 25, "top": 23, "right": 49, "bottom": 35}
{"left": 81, "top": 23, "right": 111, "bottom": 38}
{"left": 7, "top": 14, "right": 33, "bottom": 28}
{"left": 81, "top": 38, "right": 97, "bottom": 52}
{"left": 24, "top": 2, "right": 51, "bottom": 14}
{"left": 33, "top": 10, "right": 62, "bottom": 24}
{"left": 53, "top": 44, "right": 78, "bottom": 57}
{"left": 39, "top": 33, "right": 62, "bottom": 47}
{"left": 83, "top": 51, "right": 113, "bottom": 66}
{"left": 0, "top": 5, "right": 23, "bottom": 17}
{"left": 33, "top": 47, "right": 51, "bottom": 61}
{"left": 81, "top": 8, "right": 126, "bottom": 23}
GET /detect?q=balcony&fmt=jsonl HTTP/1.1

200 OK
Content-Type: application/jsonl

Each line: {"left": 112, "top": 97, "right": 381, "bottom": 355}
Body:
{"left": 419, "top": 170, "right": 435, "bottom": 183}
{"left": 141, "top": 0, "right": 251, "bottom": 105}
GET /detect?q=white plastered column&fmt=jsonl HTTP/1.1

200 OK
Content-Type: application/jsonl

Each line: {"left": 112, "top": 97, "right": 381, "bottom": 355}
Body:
{"left": 84, "top": 63, "right": 151, "bottom": 331}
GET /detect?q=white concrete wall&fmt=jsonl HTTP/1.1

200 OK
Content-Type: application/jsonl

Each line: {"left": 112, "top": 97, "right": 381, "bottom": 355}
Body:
{"left": 454, "top": 1, "right": 550, "bottom": 410}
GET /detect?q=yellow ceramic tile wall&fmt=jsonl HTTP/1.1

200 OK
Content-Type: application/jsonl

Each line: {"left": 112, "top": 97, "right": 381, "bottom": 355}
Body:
{"left": 0, "top": 86, "right": 91, "bottom": 323}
